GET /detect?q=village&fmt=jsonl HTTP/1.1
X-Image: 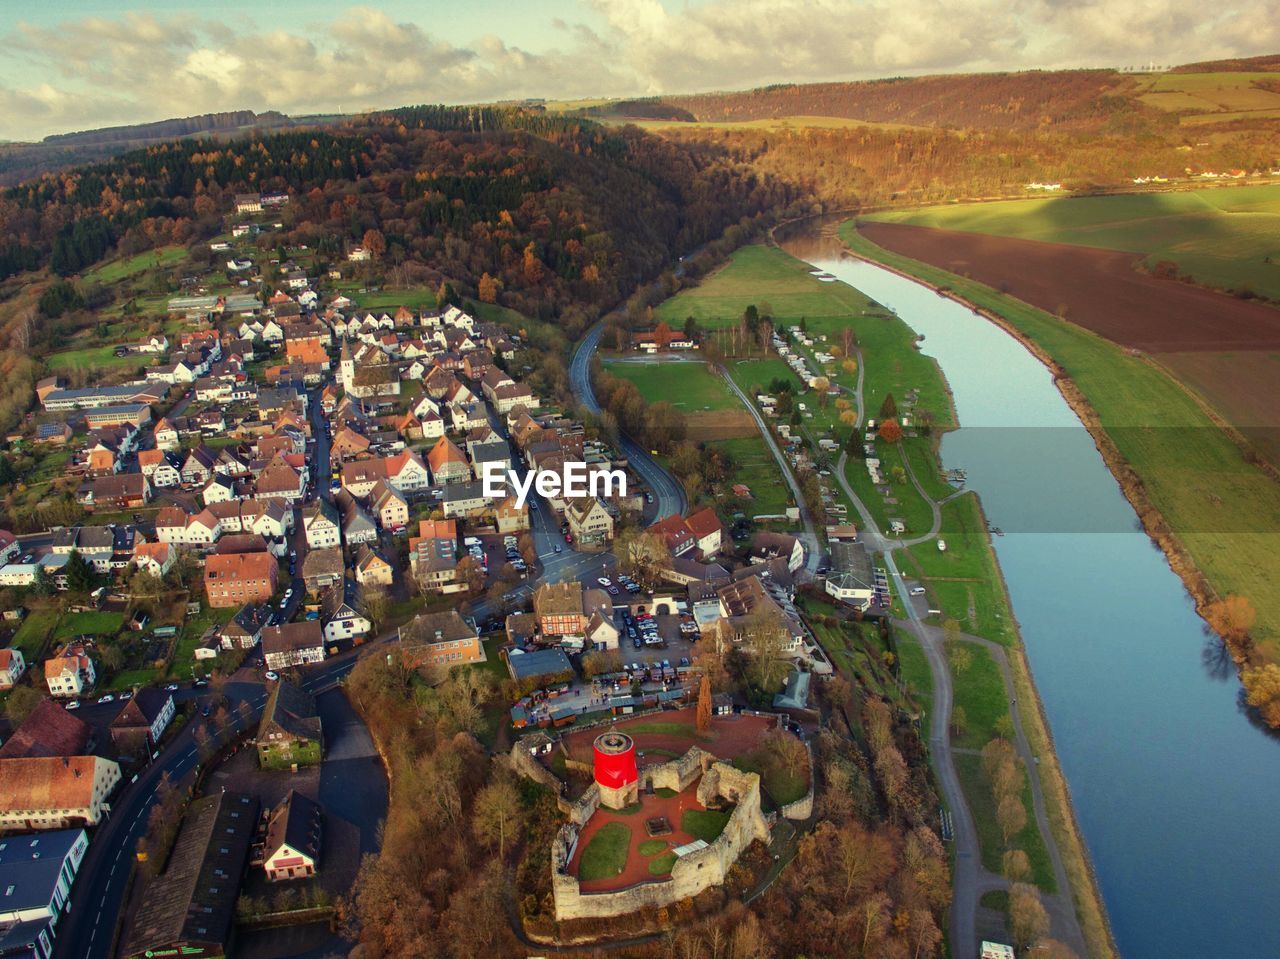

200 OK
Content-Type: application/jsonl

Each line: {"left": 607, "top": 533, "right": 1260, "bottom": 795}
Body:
{"left": 0, "top": 190, "right": 902, "bottom": 959}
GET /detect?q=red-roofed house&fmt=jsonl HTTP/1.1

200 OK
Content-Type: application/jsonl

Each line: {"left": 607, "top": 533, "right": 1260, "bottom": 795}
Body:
{"left": 684, "top": 506, "right": 724, "bottom": 556}
{"left": 204, "top": 551, "right": 279, "bottom": 608}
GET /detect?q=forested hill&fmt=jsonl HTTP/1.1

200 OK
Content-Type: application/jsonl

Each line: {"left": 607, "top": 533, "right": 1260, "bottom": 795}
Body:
{"left": 0, "top": 106, "right": 798, "bottom": 332}
{"left": 0, "top": 111, "right": 297, "bottom": 186}
{"left": 41, "top": 110, "right": 290, "bottom": 146}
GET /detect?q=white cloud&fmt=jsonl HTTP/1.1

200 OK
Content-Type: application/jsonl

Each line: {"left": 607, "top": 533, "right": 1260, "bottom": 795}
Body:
{"left": 1, "top": 1, "right": 1277, "bottom": 140}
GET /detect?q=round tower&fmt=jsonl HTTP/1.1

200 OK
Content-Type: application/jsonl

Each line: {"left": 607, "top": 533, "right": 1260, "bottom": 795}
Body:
{"left": 593, "top": 731, "right": 639, "bottom": 809}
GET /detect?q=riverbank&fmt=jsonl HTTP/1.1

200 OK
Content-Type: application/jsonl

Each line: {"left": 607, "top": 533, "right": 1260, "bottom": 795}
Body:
{"left": 767, "top": 224, "right": 1116, "bottom": 959}
{"left": 838, "top": 221, "right": 1279, "bottom": 666}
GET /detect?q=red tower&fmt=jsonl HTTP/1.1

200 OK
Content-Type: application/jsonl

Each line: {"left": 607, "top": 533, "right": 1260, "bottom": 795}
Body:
{"left": 593, "top": 731, "right": 639, "bottom": 808}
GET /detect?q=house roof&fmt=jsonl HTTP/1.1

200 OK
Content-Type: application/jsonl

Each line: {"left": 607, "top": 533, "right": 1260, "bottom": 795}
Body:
{"left": 0, "top": 700, "right": 91, "bottom": 759}
{"left": 110, "top": 689, "right": 172, "bottom": 729}
{"left": 427, "top": 436, "right": 466, "bottom": 472}
{"left": 261, "top": 621, "right": 324, "bottom": 657}
{"left": 118, "top": 792, "right": 258, "bottom": 957}
{"left": 506, "top": 647, "right": 572, "bottom": 683}
{"left": 301, "top": 548, "right": 343, "bottom": 579}
{"left": 0, "top": 829, "right": 86, "bottom": 914}
{"left": 204, "top": 551, "right": 277, "bottom": 584}
{"left": 534, "top": 581, "right": 582, "bottom": 618}
{"left": 264, "top": 790, "right": 322, "bottom": 863}
{"left": 684, "top": 506, "right": 723, "bottom": 541}
{"left": 399, "top": 610, "right": 476, "bottom": 647}
{"left": 259, "top": 680, "right": 321, "bottom": 742}
{"left": 0, "top": 756, "right": 112, "bottom": 814}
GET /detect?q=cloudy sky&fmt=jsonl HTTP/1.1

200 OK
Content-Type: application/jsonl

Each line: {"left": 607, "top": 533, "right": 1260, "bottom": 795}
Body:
{"left": 3, "top": 0, "right": 1276, "bottom": 141}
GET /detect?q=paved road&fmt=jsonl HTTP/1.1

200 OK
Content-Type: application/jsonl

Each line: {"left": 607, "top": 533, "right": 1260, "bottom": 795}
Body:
{"left": 568, "top": 321, "right": 687, "bottom": 523}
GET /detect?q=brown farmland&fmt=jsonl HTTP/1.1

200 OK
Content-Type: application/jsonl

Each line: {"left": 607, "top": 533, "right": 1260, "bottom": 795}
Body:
{"left": 858, "top": 220, "right": 1280, "bottom": 353}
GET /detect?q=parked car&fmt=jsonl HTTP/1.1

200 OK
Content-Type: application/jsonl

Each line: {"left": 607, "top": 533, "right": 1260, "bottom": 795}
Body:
{"left": 165, "top": 684, "right": 179, "bottom": 691}
{"left": 98, "top": 694, "right": 115, "bottom": 704}
{"left": 264, "top": 671, "right": 279, "bottom": 681}
{"left": 65, "top": 700, "right": 80, "bottom": 710}
{"left": 597, "top": 577, "right": 612, "bottom": 587}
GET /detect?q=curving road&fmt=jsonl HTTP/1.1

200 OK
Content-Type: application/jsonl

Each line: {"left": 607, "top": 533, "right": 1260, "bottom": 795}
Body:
{"left": 568, "top": 321, "right": 687, "bottom": 523}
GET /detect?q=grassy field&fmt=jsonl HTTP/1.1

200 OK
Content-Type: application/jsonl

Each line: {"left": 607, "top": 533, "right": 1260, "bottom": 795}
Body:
{"left": 900, "top": 495, "right": 1019, "bottom": 646}
{"left": 11, "top": 609, "right": 60, "bottom": 658}
{"left": 54, "top": 611, "right": 123, "bottom": 641}
{"left": 1135, "top": 71, "right": 1280, "bottom": 123}
{"left": 599, "top": 347, "right": 794, "bottom": 523}
{"left": 947, "top": 642, "right": 1009, "bottom": 750}
{"left": 955, "top": 752, "right": 1056, "bottom": 892}
{"left": 579, "top": 822, "right": 632, "bottom": 881}
{"left": 350, "top": 286, "right": 439, "bottom": 312}
{"left": 681, "top": 808, "right": 731, "bottom": 843}
{"left": 842, "top": 222, "right": 1280, "bottom": 658}
{"left": 83, "top": 246, "right": 188, "bottom": 285}
{"left": 656, "top": 243, "right": 953, "bottom": 535}
{"left": 46, "top": 343, "right": 152, "bottom": 373}
{"left": 865, "top": 184, "right": 1280, "bottom": 301}
{"left": 602, "top": 359, "right": 738, "bottom": 412}
{"left": 704, "top": 436, "right": 794, "bottom": 519}
{"left": 895, "top": 633, "right": 933, "bottom": 732}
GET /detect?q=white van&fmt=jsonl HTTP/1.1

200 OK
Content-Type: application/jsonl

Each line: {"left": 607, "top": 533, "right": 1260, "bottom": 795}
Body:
{"left": 909, "top": 586, "right": 926, "bottom": 597}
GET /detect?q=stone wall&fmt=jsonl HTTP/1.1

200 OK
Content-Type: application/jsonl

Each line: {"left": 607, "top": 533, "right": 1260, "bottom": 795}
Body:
{"left": 551, "top": 755, "right": 769, "bottom": 922}
{"left": 778, "top": 741, "right": 815, "bottom": 821}
{"left": 643, "top": 746, "right": 710, "bottom": 794}
{"left": 508, "top": 740, "right": 564, "bottom": 797}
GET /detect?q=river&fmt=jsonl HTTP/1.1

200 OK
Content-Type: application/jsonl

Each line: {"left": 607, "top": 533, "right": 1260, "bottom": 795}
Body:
{"left": 780, "top": 226, "right": 1280, "bottom": 959}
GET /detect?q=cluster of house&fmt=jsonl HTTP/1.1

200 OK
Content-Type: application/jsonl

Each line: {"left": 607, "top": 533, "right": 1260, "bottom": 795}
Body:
{"left": 0, "top": 648, "right": 331, "bottom": 959}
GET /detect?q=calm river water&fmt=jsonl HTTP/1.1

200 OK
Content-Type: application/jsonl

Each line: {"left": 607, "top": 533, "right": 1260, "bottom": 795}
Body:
{"left": 782, "top": 226, "right": 1280, "bottom": 959}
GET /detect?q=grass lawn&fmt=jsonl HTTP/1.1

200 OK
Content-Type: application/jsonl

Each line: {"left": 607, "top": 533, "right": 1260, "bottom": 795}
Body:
{"left": 948, "top": 643, "right": 1010, "bottom": 750}
{"left": 46, "top": 344, "right": 151, "bottom": 373}
{"left": 900, "top": 495, "right": 1019, "bottom": 646}
{"left": 637, "top": 839, "right": 668, "bottom": 856}
{"left": 864, "top": 184, "right": 1280, "bottom": 300}
{"left": 647, "top": 851, "right": 677, "bottom": 876}
{"left": 11, "top": 610, "right": 59, "bottom": 658}
{"left": 349, "top": 286, "right": 438, "bottom": 312}
{"left": 843, "top": 222, "right": 1280, "bottom": 658}
{"left": 681, "top": 808, "right": 731, "bottom": 843}
{"left": 578, "top": 822, "right": 632, "bottom": 881}
{"left": 955, "top": 752, "right": 1055, "bottom": 892}
{"left": 895, "top": 633, "right": 934, "bottom": 732}
{"left": 83, "top": 245, "right": 187, "bottom": 285}
{"left": 705, "top": 436, "right": 793, "bottom": 519}
{"left": 109, "top": 667, "right": 162, "bottom": 691}
{"left": 171, "top": 606, "right": 235, "bottom": 680}
{"left": 601, "top": 359, "right": 738, "bottom": 412}
{"left": 54, "top": 611, "right": 124, "bottom": 641}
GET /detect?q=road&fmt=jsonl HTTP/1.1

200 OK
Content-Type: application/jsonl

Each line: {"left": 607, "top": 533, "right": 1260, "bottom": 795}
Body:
{"left": 568, "top": 320, "right": 687, "bottom": 523}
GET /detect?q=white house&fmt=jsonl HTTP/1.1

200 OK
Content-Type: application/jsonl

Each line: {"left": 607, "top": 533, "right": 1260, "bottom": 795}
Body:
{"left": 303, "top": 500, "right": 342, "bottom": 550}
{"left": 0, "top": 648, "right": 26, "bottom": 689}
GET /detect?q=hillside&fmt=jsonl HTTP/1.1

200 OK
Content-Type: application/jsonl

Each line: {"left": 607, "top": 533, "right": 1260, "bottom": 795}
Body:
{"left": 0, "top": 111, "right": 299, "bottom": 186}
{"left": 652, "top": 69, "right": 1148, "bottom": 133}
{"left": 0, "top": 107, "right": 798, "bottom": 359}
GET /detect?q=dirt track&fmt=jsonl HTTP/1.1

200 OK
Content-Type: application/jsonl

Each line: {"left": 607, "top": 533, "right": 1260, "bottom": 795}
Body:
{"left": 859, "top": 221, "right": 1280, "bottom": 353}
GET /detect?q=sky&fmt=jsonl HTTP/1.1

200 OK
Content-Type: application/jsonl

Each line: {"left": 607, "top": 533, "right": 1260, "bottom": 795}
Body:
{"left": 3, "top": 0, "right": 1277, "bottom": 141}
